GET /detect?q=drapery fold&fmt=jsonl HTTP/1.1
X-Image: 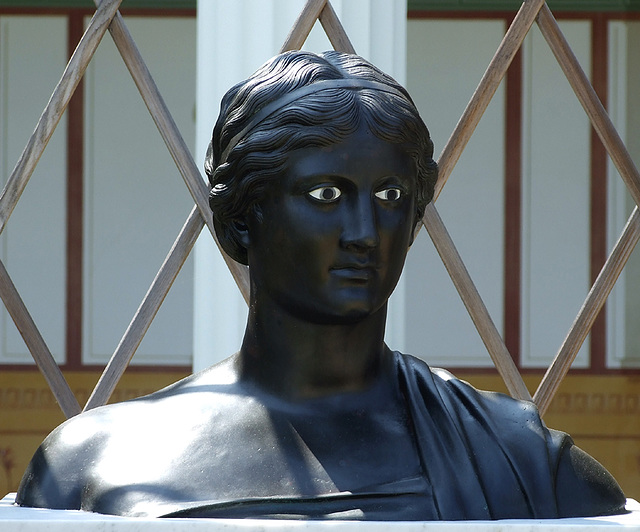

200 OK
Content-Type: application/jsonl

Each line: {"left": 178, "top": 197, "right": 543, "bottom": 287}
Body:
{"left": 396, "top": 353, "right": 563, "bottom": 520}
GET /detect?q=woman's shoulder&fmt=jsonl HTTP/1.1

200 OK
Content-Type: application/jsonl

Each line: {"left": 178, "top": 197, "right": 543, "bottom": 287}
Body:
{"left": 16, "top": 401, "right": 119, "bottom": 510}
{"left": 396, "top": 352, "right": 626, "bottom": 518}
{"left": 16, "top": 355, "right": 252, "bottom": 511}
{"left": 397, "top": 352, "right": 543, "bottom": 425}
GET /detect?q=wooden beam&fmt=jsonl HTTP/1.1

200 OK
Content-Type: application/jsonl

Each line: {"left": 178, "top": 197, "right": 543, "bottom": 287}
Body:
{"left": 0, "top": 0, "right": 122, "bottom": 418}
{"left": 534, "top": 207, "right": 640, "bottom": 415}
{"left": 99, "top": 7, "right": 250, "bottom": 302}
{"left": 536, "top": 4, "right": 640, "bottom": 208}
{"left": 532, "top": 4, "right": 640, "bottom": 409}
{"left": 84, "top": 207, "right": 203, "bottom": 411}
{"left": 280, "top": 0, "right": 328, "bottom": 52}
{"left": 416, "top": 1, "right": 548, "bottom": 399}
{"left": 433, "top": 0, "right": 547, "bottom": 201}
{"left": 0, "top": 260, "right": 80, "bottom": 418}
{"left": 423, "top": 204, "right": 532, "bottom": 401}
{"left": 319, "top": 2, "right": 356, "bottom": 54}
{"left": 0, "top": 0, "right": 122, "bottom": 235}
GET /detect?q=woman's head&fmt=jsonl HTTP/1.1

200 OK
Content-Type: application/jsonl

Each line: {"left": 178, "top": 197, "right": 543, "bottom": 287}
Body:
{"left": 206, "top": 50, "right": 438, "bottom": 265}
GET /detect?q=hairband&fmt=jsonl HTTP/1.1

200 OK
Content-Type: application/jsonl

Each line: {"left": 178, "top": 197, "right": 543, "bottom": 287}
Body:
{"left": 218, "top": 78, "right": 407, "bottom": 164}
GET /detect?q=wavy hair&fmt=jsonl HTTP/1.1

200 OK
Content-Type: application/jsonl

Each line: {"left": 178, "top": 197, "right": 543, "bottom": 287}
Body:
{"left": 206, "top": 50, "right": 438, "bottom": 265}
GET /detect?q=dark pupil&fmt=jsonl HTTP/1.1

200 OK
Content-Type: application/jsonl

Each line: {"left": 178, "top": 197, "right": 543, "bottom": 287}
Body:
{"left": 387, "top": 189, "right": 399, "bottom": 200}
{"left": 321, "top": 188, "right": 335, "bottom": 200}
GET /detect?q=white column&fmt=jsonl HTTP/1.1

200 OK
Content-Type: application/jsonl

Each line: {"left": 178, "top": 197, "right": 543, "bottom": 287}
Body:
{"left": 193, "top": 0, "right": 408, "bottom": 371}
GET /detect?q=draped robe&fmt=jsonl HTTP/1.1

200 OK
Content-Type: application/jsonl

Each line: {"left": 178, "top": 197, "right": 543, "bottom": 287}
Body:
{"left": 17, "top": 353, "right": 625, "bottom": 520}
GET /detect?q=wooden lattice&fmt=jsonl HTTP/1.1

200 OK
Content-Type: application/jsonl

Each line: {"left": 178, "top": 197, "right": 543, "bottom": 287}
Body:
{"left": 1, "top": 0, "right": 638, "bottom": 420}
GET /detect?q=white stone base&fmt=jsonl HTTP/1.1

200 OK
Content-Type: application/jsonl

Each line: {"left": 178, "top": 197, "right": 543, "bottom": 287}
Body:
{"left": 1, "top": 494, "right": 639, "bottom": 531}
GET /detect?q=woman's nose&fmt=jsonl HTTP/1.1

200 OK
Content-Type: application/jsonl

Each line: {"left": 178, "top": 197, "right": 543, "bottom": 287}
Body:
{"left": 340, "top": 195, "right": 379, "bottom": 250}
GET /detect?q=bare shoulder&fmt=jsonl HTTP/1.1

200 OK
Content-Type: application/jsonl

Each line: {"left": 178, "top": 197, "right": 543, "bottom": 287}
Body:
{"left": 16, "top": 401, "right": 118, "bottom": 509}
{"left": 16, "top": 356, "right": 242, "bottom": 511}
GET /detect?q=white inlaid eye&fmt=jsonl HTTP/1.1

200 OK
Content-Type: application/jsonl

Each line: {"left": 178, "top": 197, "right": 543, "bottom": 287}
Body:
{"left": 375, "top": 187, "right": 403, "bottom": 201}
{"left": 308, "top": 186, "right": 342, "bottom": 202}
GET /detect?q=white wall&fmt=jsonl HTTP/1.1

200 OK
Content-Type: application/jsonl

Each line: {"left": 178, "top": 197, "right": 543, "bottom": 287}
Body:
{"left": 607, "top": 20, "right": 640, "bottom": 369}
{"left": 0, "top": 16, "right": 68, "bottom": 365}
{"left": 520, "top": 21, "right": 592, "bottom": 368}
{"left": 622, "top": 21, "right": 640, "bottom": 367}
{"left": 404, "top": 18, "right": 506, "bottom": 367}
{"left": 82, "top": 17, "right": 197, "bottom": 366}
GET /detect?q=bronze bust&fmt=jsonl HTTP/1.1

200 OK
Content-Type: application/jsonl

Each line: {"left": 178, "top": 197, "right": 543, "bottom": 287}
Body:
{"left": 16, "top": 51, "right": 626, "bottom": 520}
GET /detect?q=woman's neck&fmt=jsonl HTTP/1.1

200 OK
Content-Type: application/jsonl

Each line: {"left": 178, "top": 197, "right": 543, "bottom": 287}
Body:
{"left": 238, "top": 296, "right": 391, "bottom": 401}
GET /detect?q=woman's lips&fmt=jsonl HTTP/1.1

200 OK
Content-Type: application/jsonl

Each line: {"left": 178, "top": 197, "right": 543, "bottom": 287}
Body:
{"left": 330, "top": 265, "right": 376, "bottom": 281}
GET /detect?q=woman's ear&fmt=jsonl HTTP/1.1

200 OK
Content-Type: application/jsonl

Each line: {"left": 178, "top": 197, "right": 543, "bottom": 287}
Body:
{"left": 231, "top": 218, "right": 250, "bottom": 250}
{"left": 212, "top": 216, "right": 249, "bottom": 265}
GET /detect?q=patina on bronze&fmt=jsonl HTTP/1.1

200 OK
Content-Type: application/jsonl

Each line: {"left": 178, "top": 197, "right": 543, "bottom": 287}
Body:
{"left": 17, "top": 51, "right": 626, "bottom": 520}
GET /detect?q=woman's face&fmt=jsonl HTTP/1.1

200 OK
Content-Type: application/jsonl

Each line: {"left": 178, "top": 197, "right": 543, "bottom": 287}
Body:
{"left": 244, "top": 124, "right": 417, "bottom": 324}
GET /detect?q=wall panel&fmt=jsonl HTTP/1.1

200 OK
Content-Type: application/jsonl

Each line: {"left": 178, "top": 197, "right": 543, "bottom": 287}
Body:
{"left": 520, "top": 21, "right": 592, "bottom": 368}
{"left": 405, "top": 19, "right": 506, "bottom": 367}
{"left": 82, "top": 17, "right": 196, "bottom": 366}
{"left": 0, "top": 16, "right": 67, "bottom": 365}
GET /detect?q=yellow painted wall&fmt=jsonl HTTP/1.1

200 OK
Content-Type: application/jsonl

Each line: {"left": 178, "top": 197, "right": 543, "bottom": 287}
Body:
{"left": 1, "top": 370, "right": 638, "bottom": 501}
